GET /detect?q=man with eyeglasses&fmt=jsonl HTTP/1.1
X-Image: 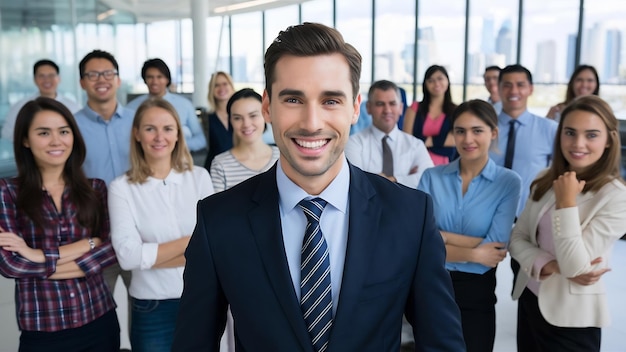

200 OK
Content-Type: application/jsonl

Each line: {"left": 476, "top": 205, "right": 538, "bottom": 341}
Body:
{"left": 1, "top": 59, "right": 81, "bottom": 140}
{"left": 74, "top": 49, "right": 134, "bottom": 345}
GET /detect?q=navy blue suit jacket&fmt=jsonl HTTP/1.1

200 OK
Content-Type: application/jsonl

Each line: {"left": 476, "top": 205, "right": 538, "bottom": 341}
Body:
{"left": 173, "top": 163, "right": 465, "bottom": 351}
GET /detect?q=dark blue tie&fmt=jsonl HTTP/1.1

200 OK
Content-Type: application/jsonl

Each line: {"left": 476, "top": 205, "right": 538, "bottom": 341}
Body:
{"left": 298, "top": 198, "right": 332, "bottom": 352}
{"left": 504, "top": 119, "right": 518, "bottom": 169}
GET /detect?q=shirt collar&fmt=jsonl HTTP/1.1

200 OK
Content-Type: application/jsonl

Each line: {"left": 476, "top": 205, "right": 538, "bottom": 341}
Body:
{"left": 81, "top": 102, "right": 126, "bottom": 123}
{"left": 370, "top": 124, "right": 400, "bottom": 141}
{"left": 499, "top": 109, "right": 532, "bottom": 127}
{"left": 144, "top": 169, "right": 184, "bottom": 188}
{"left": 277, "top": 158, "right": 350, "bottom": 215}
{"left": 441, "top": 157, "right": 497, "bottom": 182}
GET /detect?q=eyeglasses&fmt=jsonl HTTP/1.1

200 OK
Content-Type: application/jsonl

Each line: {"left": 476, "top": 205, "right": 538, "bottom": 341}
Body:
{"left": 83, "top": 70, "right": 118, "bottom": 81}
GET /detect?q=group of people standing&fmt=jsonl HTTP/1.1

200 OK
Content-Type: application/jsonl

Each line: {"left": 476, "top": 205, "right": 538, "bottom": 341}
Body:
{"left": 0, "top": 46, "right": 280, "bottom": 351}
{"left": 347, "top": 61, "right": 625, "bottom": 351}
{"left": 0, "top": 21, "right": 625, "bottom": 352}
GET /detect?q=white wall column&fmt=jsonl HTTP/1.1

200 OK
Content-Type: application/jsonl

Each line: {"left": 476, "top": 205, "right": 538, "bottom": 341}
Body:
{"left": 191, "top": 0, "right": 209, "bottom": 108}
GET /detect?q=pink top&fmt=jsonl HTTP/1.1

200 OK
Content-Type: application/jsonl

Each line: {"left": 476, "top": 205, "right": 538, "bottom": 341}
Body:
{"left": 527, "top": 203, "right": 557, "bottom": 295}
{"left": 423, "top": 113, "right": 449, "bottom": 165}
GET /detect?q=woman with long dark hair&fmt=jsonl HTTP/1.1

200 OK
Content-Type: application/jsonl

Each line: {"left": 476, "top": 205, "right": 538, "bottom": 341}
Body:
{"left": 547, "top": 65, "right": 599, "bottom": 121}
{"left": 0, "top": 97, "right": 119, "bottom": 351}
{"left": 510, "top": 95, "right": 626, "bottom": 351}
{"left": 403, "top": 65, "right": 457, "bottom": 165}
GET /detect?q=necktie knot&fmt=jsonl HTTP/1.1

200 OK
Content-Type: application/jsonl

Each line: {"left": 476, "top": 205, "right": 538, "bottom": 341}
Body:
{"left": 298, "top": 198, "right": 327, "bottom": 223}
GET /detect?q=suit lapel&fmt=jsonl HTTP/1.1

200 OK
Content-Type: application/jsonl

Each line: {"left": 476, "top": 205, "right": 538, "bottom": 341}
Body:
{"left": 331, "top": 166, "right": 380, "bottom": 341}
{"left": 248, "top": 166, "right": 312, "bottom": 352}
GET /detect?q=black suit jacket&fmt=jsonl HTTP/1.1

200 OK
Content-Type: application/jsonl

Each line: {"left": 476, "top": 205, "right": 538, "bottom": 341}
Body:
{"left": 173, "top": 163, "right": 465, "bottom": 351}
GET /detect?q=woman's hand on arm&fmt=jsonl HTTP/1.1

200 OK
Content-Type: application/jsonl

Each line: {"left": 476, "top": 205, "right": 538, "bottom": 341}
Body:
{"left": 441, "top": 231, "right": 483, "bottom": 248}
{"left": 56, "top": 237, "right": 101, "bottom": 265}
{"left": 153, "top": 236, "right": 191, "bottom": 269}
{"left": 0, "top": 231, "right": 45, "bottom": 263}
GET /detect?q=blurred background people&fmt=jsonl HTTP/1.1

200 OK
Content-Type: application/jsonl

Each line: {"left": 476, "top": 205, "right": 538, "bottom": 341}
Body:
{"left": 419, "top": 100, "right": 521, "bottom": 352}
{"left": 510, "top": 95, "right": 626, "bottom": 352}
{"left": 2, "top": 59, "right": 80, "bottom": 141}
{"left": 0, "top": 97, "right": 119, "bottom": 351}
{"left": 126, "top": 58, "right": 207, "bottom": 153}
{"left": 346, "top": 80, "right": 433, "bottom": 188}
{"left": 204, "top": 71, "right": 235, "bottom": 170}
{"left": 210, "top": 88, "right": 278, "bottom": 193}
{"left": 547, "top": 65, "right": 600, "bottom": 122}
{"left": 109, "top": 98, "right": 213, "bottom": 352}
{"left": 403, "top": 65, "right": 457, "bottom": 165}
{"left": 484, "top": 66, "right": 502, "bottom": 114}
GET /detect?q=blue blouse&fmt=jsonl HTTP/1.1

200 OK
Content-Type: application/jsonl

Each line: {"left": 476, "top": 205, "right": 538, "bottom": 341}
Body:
{"left": 418, "top": 158, "right": 521, "bottom": 274}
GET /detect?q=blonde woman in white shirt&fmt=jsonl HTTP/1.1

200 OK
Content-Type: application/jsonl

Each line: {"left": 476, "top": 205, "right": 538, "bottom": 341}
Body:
{"left": 109, "top": 98, "right": 213, "bottom": 352}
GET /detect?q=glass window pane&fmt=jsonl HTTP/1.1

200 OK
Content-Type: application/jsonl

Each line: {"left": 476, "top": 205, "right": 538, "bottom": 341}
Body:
{"left": 466, "top": 0, "right": 519, "bottom": 102}
{"left": 417, "top": 0, "right": 469, "bottom": 103}
{"left": 374, "top": 0, "right": 415, "bottom": 89}
{"left": 582, "top": 0, "right": 626, "bottom": 119}
{"left": 231, "top": 12, "right": 263, "bottom": 86}
{"left": 301, "top": 0, "right": 333, "bottom": 27}
{"left": 264, "top": 5, "right": 299, "bottom": 52}
{"left": 336, "top": 0, "right": 372, "bottom": 95}
{"left": 207, "top": 16, "right": 231, "bottom": 74}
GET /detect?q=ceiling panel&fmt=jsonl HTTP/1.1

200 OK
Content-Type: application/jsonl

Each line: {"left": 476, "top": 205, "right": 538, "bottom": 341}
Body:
{"left": 0, "top": 0, "right": 307, "bottom": 29}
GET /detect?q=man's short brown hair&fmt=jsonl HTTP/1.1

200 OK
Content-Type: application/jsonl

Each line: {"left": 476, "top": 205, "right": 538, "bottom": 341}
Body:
{"left": 264, "top": 22, "right": 362, "bottom": 101}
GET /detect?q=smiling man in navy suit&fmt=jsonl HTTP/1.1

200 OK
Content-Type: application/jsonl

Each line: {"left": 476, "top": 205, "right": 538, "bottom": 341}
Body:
{"left": 173, "top": 22, "right": 465, "bottom": 352}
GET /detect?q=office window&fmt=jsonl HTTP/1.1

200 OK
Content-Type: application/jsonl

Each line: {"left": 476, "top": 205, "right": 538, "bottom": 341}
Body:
{"left": 264, "top": 5, "right": 300, "bottom": 51}
{"left": 301, "top": 0, "right": 334, "bottom": 27}
{"left": 336, "top": 0, "right": 373, "bottom": 94}
{"left": 582, "top": 0, "right": 626, "bottom": 117}
{"left": 231, "top": 12, "right": 263, "bottom": 85}
{"left": 417, "top": 0, "right": 467, "bottom": 103}
{"left": 373, "top": 0, "right": 415, "bottom": 89}
{"left": 465, "top": 0, "right": 519, "bottom": 102}
{"left": 207, "top": 16, "right": 231, "bottom": 75}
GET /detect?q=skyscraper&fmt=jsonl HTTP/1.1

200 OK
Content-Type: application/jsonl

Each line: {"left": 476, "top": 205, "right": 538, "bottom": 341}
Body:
{"left": 535, "top": 40, "right": 557, "bottom": 83}
{"left": 566, "top": 34, "right": 577, "bottom": 79}
{"left": 605, "top": 29, "right": 622, "bottom": 81}
{"left": 496, "top": 20, "right": 513, "bottom": 65}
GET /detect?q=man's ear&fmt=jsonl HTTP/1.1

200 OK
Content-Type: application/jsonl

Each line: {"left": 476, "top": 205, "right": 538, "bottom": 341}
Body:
{"left": 262, "top": 90, "right": 271, "bottom": 124}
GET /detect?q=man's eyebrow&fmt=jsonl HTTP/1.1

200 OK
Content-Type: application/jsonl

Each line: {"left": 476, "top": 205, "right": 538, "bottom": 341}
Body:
{"left": 277, "top": 89, "right": 348, "bottom": 99}
{"left": 277, "top": 89, "right": 304, "bottom": 97}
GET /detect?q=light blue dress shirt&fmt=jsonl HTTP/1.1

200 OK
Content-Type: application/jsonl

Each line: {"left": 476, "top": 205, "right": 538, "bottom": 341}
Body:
{"left": 277, "top": 158, "right": 350, "bottom": 314}
{"left": 126, "top": 91, "right": 207, "bottom": 151}
{"left": 489, "top": 110, "right": 557, "bottom": 215}
{"left": 74, "top": 104, "right": 135, "bottom": 185}
{"left": 418, "top": 158, "right": 521, "bottom": 274}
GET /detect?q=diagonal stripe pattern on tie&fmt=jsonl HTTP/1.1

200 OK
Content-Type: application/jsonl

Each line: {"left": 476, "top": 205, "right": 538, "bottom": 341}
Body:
{"left": 298, "top": 198, "right": 333, "bottom": 352}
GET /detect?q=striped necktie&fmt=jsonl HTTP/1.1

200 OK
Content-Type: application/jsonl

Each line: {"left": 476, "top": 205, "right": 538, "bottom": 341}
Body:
{"left": 298, "top": 198, "right": 332, "bottom": 352}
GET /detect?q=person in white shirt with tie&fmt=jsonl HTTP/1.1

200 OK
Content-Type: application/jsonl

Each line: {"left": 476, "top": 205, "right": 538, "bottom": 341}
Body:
{"left": 345, "top": 80, "right": 433, "bottom": 188}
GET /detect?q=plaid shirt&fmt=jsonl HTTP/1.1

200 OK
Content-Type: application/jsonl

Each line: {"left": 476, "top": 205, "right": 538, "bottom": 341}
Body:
{"left": 0, "top": 178, "right": 117, "bottom": 332}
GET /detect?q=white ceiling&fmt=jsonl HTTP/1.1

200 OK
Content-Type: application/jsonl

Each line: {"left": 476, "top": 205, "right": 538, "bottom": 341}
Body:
{"left": 0, "top": 0, "right": 307, "bottom": 29}
{"left": 102, "top": 0, "right": 307, "bottom": 22}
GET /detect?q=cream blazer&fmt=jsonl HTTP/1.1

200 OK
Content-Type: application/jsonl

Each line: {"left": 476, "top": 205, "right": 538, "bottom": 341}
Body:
{"left": 510, "top": 178, "right": 626, "bottom": 328}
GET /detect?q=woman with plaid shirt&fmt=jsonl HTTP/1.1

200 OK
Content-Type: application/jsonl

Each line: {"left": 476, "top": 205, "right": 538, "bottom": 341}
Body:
{"left": 0, "top": 97, "right": 119, "bottom": 351}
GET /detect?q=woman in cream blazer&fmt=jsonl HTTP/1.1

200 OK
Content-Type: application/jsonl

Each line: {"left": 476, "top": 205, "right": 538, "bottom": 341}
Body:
{"left": 509, "top": 95, "right": 626, "bottom": 352}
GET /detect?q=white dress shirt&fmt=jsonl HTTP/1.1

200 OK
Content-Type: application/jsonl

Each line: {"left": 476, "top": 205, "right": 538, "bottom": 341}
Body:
{"left": 108, "top": 166, "right": 214, "bottom": 299}
{"left": 276, "top": 159, "right": 350, "bottom": 314}
{"left": 345, "top": 125, "right": 434, "bottom": 188}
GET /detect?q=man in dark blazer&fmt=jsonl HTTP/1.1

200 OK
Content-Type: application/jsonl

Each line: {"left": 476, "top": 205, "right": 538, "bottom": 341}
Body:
{"left": 173, "top": 22, "right": 465, "bottom": 352}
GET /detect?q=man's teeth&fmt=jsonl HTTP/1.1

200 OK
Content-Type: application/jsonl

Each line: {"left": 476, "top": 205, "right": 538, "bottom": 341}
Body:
{"left": 296, "top": 139, "right": 327, "bottom": 149}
